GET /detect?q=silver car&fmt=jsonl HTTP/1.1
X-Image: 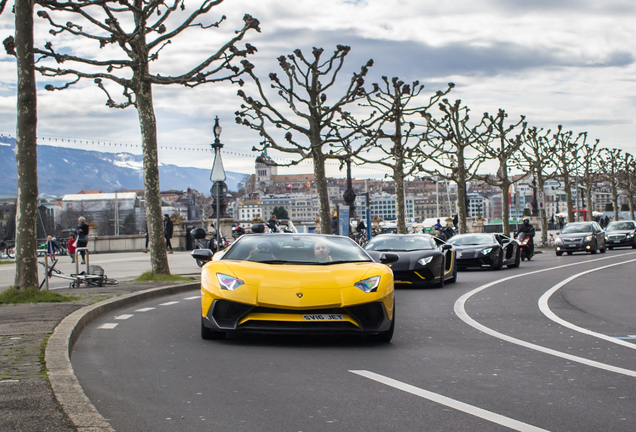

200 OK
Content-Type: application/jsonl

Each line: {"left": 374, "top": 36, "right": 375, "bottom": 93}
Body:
{"left": 555, "top": 221, "right": 606, "bottom": 256}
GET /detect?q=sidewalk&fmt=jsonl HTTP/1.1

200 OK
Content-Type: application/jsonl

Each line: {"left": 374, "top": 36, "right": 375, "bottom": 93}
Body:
{"left": 0, "top": 281, "right": 197, "bottom": 432}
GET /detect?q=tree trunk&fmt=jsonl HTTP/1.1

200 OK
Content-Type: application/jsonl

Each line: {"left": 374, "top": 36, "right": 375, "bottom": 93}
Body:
{"left": 394, "top": 160, "right": 406, "bottom": 234}
{"left": 564, "top": 176, "right": 574, "bottom": 223}
{"left": 501, "top": 181, "right": 510, "bottom": 237}
{"left": 313, "top": 149, "right": 331, "bottom": 234}
{"left": 137, "top": 83, "right": 170, "bottom": 275}
{"left": 585, "top": 185, "right": 594, "bottom": 222}
{"left": 13, "top": 0, "right": 39, "bottom": 290}
{"left": 537, "top": 176, "right": 548, "bottom": 244}
{"left": 456, "top": 171, "right": 467, "bottom": 234}
{"left": 611, "top": 184, "right": 619, "bottom": 221}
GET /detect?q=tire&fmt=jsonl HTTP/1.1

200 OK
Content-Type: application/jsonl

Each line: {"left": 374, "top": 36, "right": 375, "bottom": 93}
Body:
{"left": 508, "top": 251, "right": 520, "bottom": 268}
{"left": 556, "top": 251, "right": 563, "bottom": 256}
{"left": 436, "top": 266, "right": 445, "bottom": 288}
{"left": 6, "top": 247, "right": 15, "bottom": 259}
{"left": 600, "top": 244, "right": 606, "bottom": 253}
{"left": 201, "top": 318, "right": 226, "bottom": 340}
{"left": 608, "top": 246, "right": 613, "bottom": 250}
{"left": 590, "top": 241, "right": 598, "bottom": 254}
{"left": 371, "top": 306, "right": 395, "bottom": 343}
{"left": 567, "top": 251, "right": 573, "bottom": 255}
{"left": 493, "top": 250, "right": 503, "bottom": 270}
{"left": 447, "top": 265, "right": 458, "bottom": 283}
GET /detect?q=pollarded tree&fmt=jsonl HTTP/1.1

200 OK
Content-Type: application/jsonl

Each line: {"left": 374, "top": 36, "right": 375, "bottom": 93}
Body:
{"left": 343, "top": 77, "right": 453, "bottom": 234}
{"left": 474, "top": 109, "right": 526, "bottom": 237}
{"left": 31, "top": 1, "right": 260, "bottom": 274}
{"left": 617, "top": 152, "right": 636, "bottom": 220}
{"left": 547, "top": 126, "right": 586, "bottom": 223}
{"left": 597, "top": 147, "right": 624, "bottom": 221}
{"left": 514, "top": 126, "right": 557, "bottom": 244}
{"left": 576, "top": 134, "right": 600, "bottom": 218}
{"left": 2, "top": 0, "right": 40, "bottom": 289}
{"left": 419, "top": 99, "right": 490, "bottom": 234}
{"left": 235, "top": 46, "right": 374, "bottom": 234}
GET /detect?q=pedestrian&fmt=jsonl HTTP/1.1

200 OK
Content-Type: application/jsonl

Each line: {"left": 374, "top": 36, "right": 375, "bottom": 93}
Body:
{"left": 45, "top": 235, "right": 62, "bottom": 261}
{"left": 452, "top": 214, "right": 458, "bottom": 228}
{"left": 604, "top": 215, "right": 610, "bottom": 227}
{"left": 164, "top": 214, "right": 174, "bottom": 254}
{"left": 143, "top": 221, "right": 149, "bottom": 253}
{"left": 267, "top": 214, "right": 278, "bottom": 232}
{"left": 356, "top": 219, "right": 366, "bottom": 234}
{"left": 76, "top": 217, "right": 90, "bottom": 264}
{"left": 331, "top": 213, "right": 339, "bottom": 235}
{"left": 67, "top": 232, "right": 77, "bottom": 263}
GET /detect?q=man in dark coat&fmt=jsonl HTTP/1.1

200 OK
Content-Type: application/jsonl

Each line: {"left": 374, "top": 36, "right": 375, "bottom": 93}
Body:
{"left": 164, "top": 214, "right": 174, "bottom": 253}
{"left": 76, "top": 216, "right": 90, "bottom": 264}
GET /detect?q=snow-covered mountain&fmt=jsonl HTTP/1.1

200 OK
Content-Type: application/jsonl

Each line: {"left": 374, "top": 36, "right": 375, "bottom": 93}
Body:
{"left": 0, "top": 137, "right": 249, "bottom": 196}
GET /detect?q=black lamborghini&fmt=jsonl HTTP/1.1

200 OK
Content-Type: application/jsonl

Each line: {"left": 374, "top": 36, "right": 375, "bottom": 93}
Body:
{"left": 447, "top": 233, "right": 520, "bottom": 270}
{"left": 364, "top": 234, "right": 457, "bottom": 288}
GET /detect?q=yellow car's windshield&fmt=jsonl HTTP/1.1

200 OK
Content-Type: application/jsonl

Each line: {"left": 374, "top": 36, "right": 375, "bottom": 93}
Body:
{"left": 222, "top": 235, "right": 372, "bottom": 264}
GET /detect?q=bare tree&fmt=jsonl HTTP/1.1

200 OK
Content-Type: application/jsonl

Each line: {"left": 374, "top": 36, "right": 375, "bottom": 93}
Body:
{"left": 3, "top": 0, "right": 40, "bottom": 289}
{"left": 419, "top": 99, "right": 489, "bottom": 233}
{"left": 547, "top": 126, "right": 587, "bottom": 223}
{"left": 617, "top": 152, "right": 636, "bottom": 220}
{"left": 344, "top": 77, "right": 453, "bottom": 233}
{"left": 33, "top": 0, "right": 260, "bottom": 274}
{"left": 576, "top": 134, "right": 600, "bottom": 218}
{"left": 474, "top": 109, "right": 526, "bottom": 237}
{"left": 597, "top": 147, "right": 624, "bottom": 221}
{"left": 235, "top": 46, "right": 373, "bottom": 234}
{"left": 515, "top": 127, "right": 557, "bottom": 243}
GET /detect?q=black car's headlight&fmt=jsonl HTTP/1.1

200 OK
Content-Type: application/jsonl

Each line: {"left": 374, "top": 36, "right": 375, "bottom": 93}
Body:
{"left": 417, "top": 257, "right": 433, "bottom": 266}
{"left": 480, "top": 248, "right": 493, "bottom": 255}
{"left": 355, "top": 276, "right": 381, "bottom": 293}
{"left": 217, "top": 273, "right": 244, "bottom": 291}
{"left": 585, "top": 235, "right": 593, "bottom": 242}
{"left": 627, "top": 231, "right": 635, "bottom": 239}
{"left": 555, "top": 237, "right": 563, "bottom": 244}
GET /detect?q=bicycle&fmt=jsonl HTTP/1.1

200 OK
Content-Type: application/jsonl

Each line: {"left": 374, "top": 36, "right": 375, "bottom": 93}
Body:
{"left": 0, "top": 236, "right": 15, "bottom": 259}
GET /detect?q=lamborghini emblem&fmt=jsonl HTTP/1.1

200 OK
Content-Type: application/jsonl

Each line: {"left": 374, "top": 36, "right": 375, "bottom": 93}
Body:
{"left": 296, "top": 293, "right": 303, "bottom": 298}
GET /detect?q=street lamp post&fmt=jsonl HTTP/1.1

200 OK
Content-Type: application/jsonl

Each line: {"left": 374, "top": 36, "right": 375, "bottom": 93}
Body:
{"left": 210, "top": 116, "right": 226, "bottom": 250}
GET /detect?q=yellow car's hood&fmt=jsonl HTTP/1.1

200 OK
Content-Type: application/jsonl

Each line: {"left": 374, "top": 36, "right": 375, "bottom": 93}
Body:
{"left": 206, "top": 260, "right": 389, "bottom": 309}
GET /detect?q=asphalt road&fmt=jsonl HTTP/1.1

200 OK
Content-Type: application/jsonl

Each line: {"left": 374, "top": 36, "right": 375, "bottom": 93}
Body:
{"left": 72, "top": 249, "right": 636, "bottom": 432}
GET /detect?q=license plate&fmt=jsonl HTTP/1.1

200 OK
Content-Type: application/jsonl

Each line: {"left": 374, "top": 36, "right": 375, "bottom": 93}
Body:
{"left": 568, "top": 244, "right": 577, "bottom": 248}
{"left": 303, "top": 314, "right": 345, "bottom": 321}
{"left": 614, "top": 240, "right": 620, "bottom": 243}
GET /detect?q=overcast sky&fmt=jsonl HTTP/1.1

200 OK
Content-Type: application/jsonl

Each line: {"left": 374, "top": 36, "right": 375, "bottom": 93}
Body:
{"left": 1, "top": 0, "right": 635, "bottom": 180}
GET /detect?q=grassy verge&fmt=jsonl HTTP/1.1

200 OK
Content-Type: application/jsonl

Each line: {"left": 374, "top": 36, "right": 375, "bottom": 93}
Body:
{"left": 132, "top": 271, "right": 196, "bottom": 282}
{"left": 0, "top": 260, "right": 13, "bottom": 265}
{"left": 40, "top": 333, "right": 52, "bottom": 379}
{"left": 0, "top": 286, "right": 78, "bottom": 304}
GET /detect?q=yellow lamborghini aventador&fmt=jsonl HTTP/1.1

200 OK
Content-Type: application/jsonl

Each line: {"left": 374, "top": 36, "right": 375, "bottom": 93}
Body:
{"left": 192, "top": 234, "right": 396, "bottom": 342}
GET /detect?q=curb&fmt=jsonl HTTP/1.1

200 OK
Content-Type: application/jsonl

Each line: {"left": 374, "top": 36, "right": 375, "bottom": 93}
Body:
{"left": 45, "top": 282, "right": 200, "bottom": 432}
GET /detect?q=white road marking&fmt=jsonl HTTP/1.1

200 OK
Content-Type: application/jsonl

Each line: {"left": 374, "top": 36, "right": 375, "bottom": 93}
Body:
{"left": 454, "top": 252, "right": 636, "bottom": 378}
{"left": 115, "top": 314, "right": 134, "bottom": 320}
{"left": 159, "top": 301, "right": 180, "bottom": 306}
{"left": 538, "top": 258, "right": 636, "bottom": 350}
{"left": 99, "top": 323, "right": 118, "bottom": 329}
{"left": 350, "top": 370, "right": 549, "bottom": 432}
{"left": 135, "top": 307, "right": 155, "bottom": 312}
{"left": 184, "top": 296, "right": 199, "bottom": 300}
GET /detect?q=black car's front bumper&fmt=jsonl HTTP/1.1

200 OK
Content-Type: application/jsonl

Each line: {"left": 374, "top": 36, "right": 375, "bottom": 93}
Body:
{"left": 202, "top": 299, "right": 393, "bottom": 334}
{"left": 555, "top": 237, "right": 596, "bottom": 253}
{"left": 455, "top": 250, "right": 498, "bottom": 269}
{"left": 605, "top": 234, "right": 636, "bottom": 248}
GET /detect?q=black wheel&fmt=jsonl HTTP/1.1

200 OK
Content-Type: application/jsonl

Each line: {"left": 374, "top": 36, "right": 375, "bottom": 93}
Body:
{"left": 608, "top": 246, "right": 613, "bottom": 250}
{"left": 447, "top": 264, "right": 458, "bottom": 283}
{"left": 556, "top": 251, "right": 563, "bottom": 256}
{"left": 632, "top": 245, "right": 636, "bottom": 249}
{"left": 508, "top": 251, "right": 520, "bottom": 268}
{"left": 201, "top": 318, "right": 225, "bottom": 340}
{"left": 436, "top": 265, "right": 445, "bottom": 287}
{"left": 370, "top": 305, "right": 394, "bottom": 343}
{"left": 102, "top": 277, "right": 119, "bottom": 285}
{"left": 600, "top": 244, "right": 606, "bottom": 253}
{"left": 6, "top": 247, "right": 15, "bottom": 259}
{"left": 590, "top": 241, "right": 598, "bottom": 254}
{"left": 493, "top": 250, "right": 503, "bottom": 270}
{"left": 567, "top": 251, "right": 573, "bottom": 255}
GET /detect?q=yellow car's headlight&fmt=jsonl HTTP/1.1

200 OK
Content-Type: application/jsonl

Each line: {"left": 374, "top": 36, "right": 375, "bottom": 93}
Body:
{"left": 355, "top": 276, "right": 381, "bottom": 293}
{"left": 217, "top": 273, "right": 244, "bottom": 291}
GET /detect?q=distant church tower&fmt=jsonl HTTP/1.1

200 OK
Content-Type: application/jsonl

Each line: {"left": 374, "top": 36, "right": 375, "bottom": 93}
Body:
{"left": 255, "top": 149, "right": 277, "bottom": 189}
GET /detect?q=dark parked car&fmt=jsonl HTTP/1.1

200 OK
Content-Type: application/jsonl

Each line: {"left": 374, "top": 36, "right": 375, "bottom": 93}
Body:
{"left": 364, "top": 234, "right": 457, "bottom": 287}
{"left": 446, "top": 233, "right": 520, "bottom": 270}
{"left": 604, "top": 220, "right": 636, "bottom": 249}
{"left": 554, "top": 221, "right": 606, "bottom": 255}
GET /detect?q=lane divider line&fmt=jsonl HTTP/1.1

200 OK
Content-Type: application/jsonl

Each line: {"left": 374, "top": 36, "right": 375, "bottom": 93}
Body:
{"left": 538, "top": 258, "right": 636, "bottom": 350}
{"left": 115, "top": 314, "right": 134, "bottom": 320}
{"left": 184, "top": 296, "right": 199, "bottom": 300}
{"left": 454, "top": 252, "right": 636, "bottom": 378}
{"left": 98, "top": 323, "right": 118, "bottom": 329}
{"left": 159, "top": 301, "right": 180, "bottom": 306}
{"left": 350, "top": 370, "right": 549, "bottom": 432}
{"left": 135, "top": 307, "right": 156, "bottom": 312}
